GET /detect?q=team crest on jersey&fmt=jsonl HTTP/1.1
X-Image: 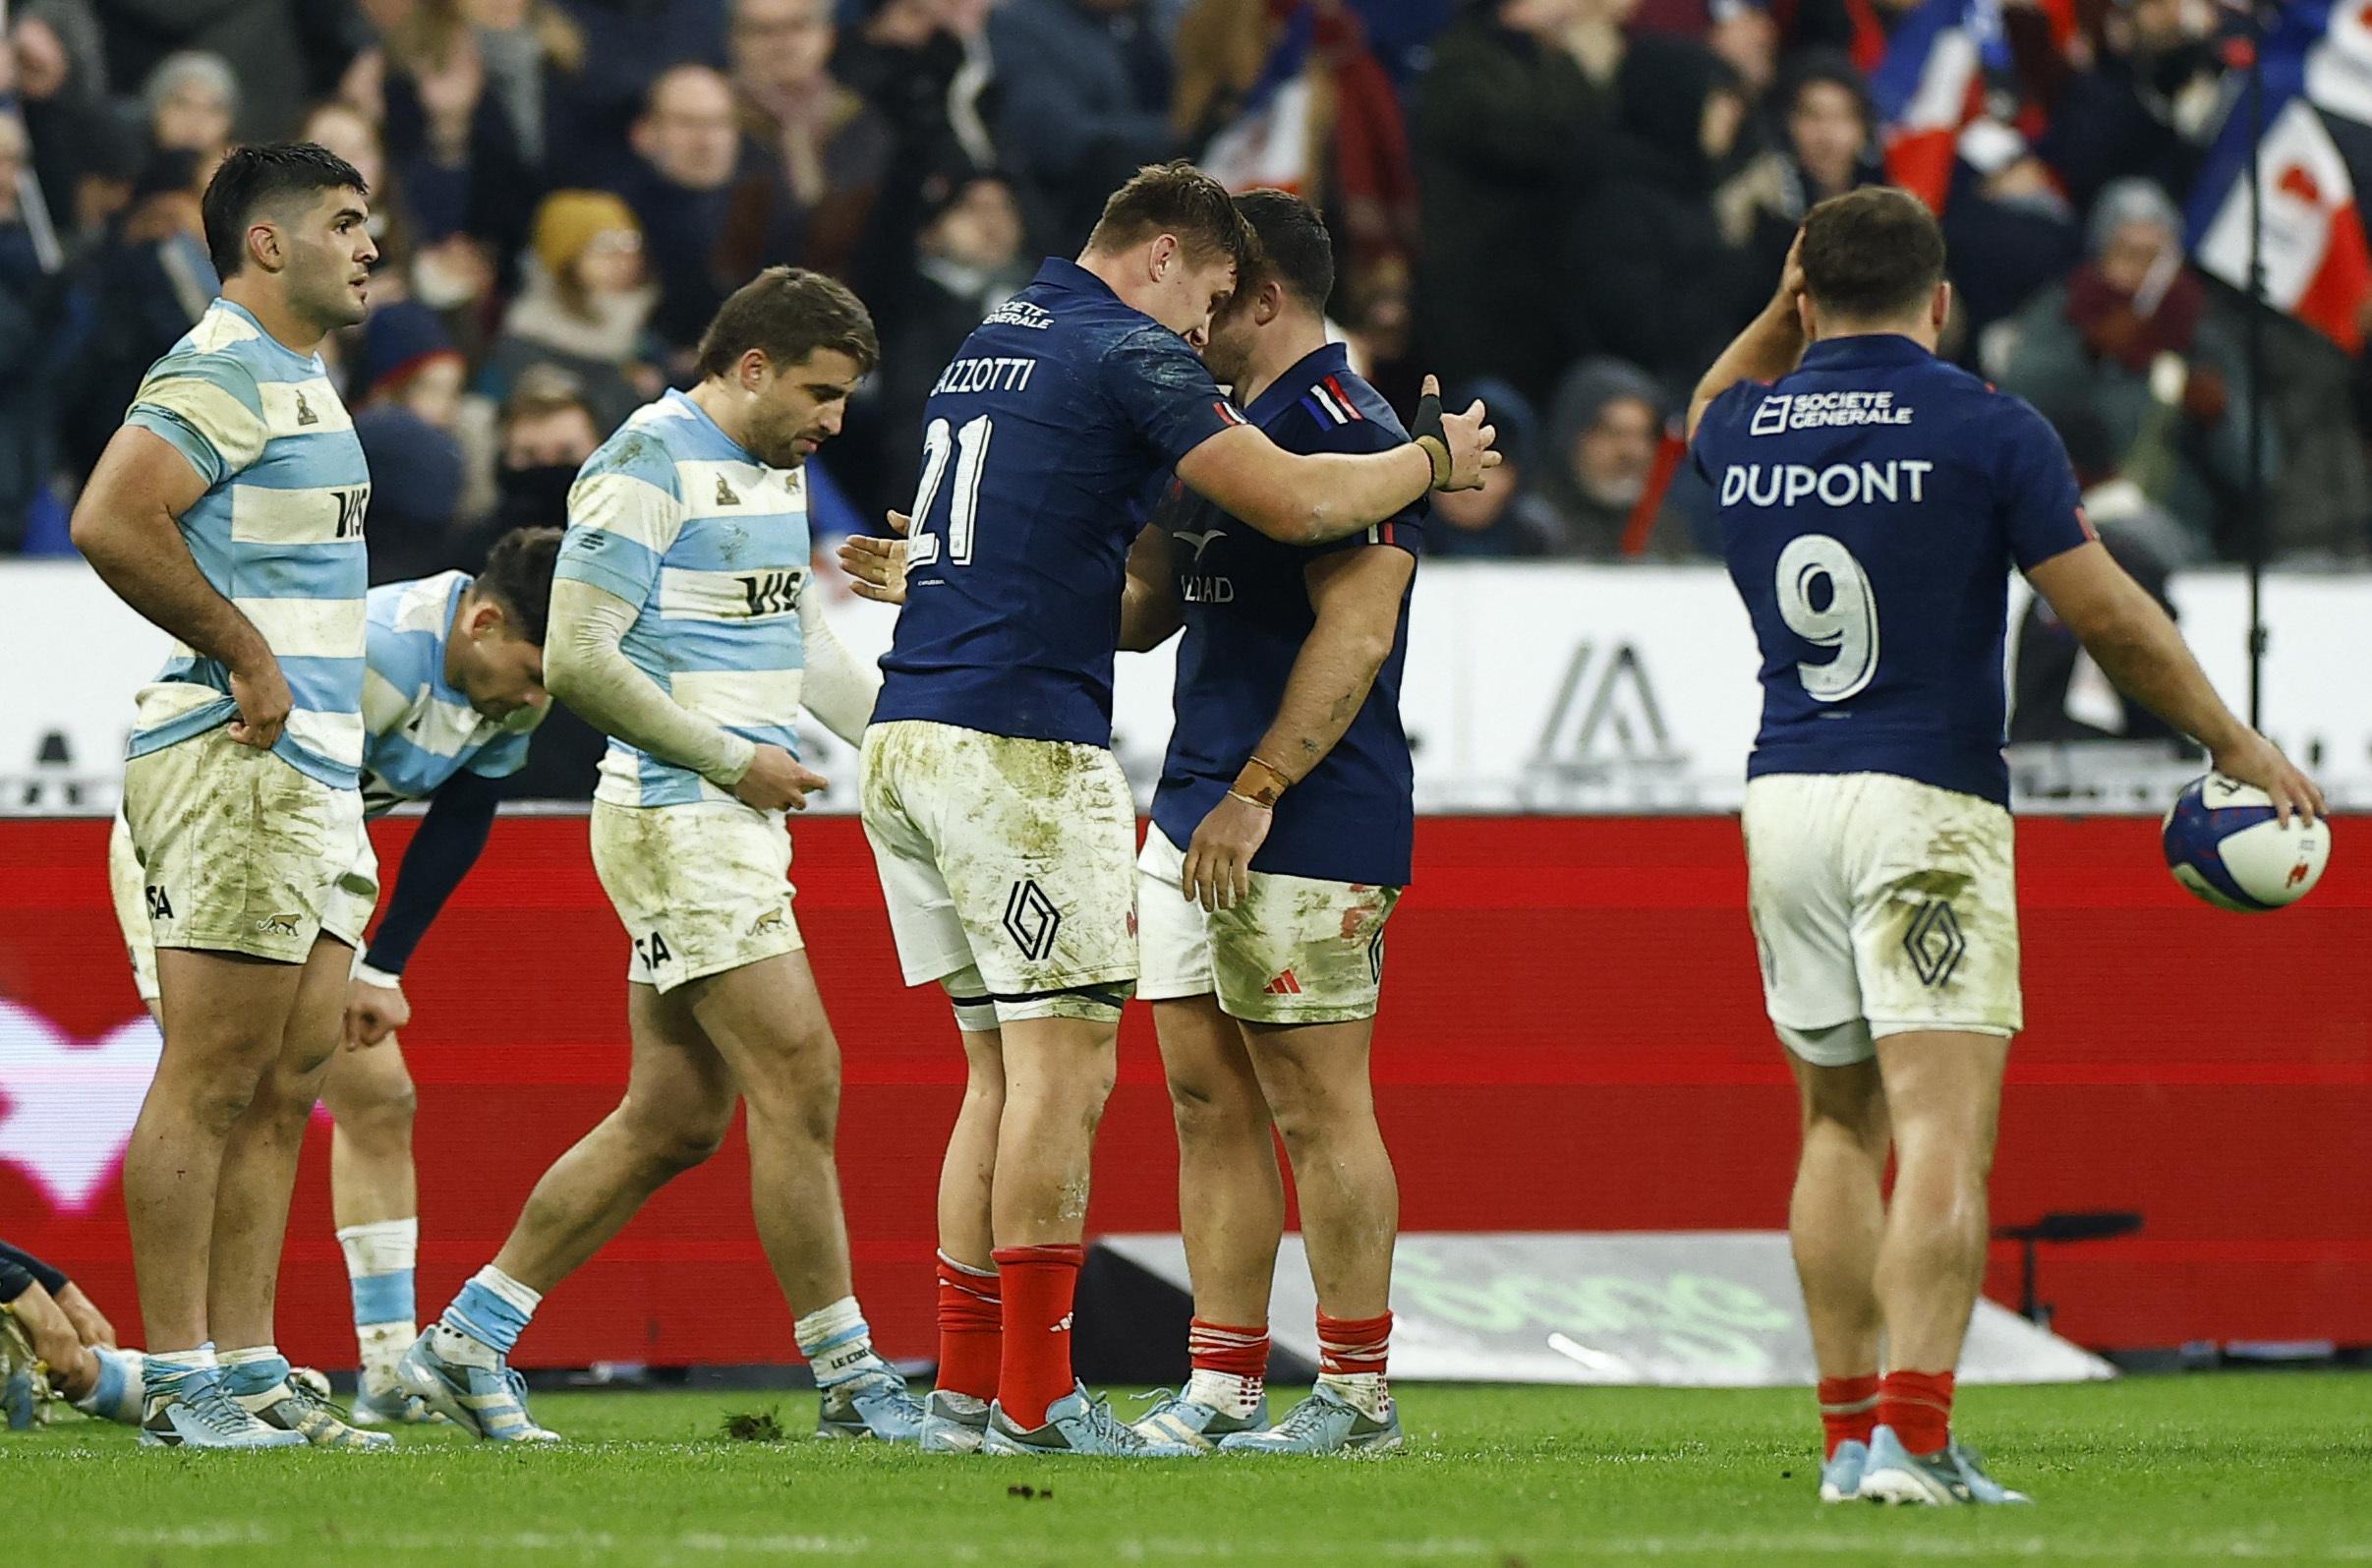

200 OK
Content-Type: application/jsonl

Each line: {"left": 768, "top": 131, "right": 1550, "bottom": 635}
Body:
{"left": 716, "top": 475, "right": 741, "bottom": 507}
{"left": 294, "top": 389, "right": 319, "bottom": 428}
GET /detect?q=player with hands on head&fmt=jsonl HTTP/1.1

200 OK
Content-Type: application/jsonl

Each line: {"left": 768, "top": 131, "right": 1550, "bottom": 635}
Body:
{"left": 1688, "top": 188, "right": 2320, "bottom": 1509}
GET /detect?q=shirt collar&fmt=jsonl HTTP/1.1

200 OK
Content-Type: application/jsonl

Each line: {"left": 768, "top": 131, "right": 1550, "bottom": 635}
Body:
{"left": 664, "top": 386, "right": 754, "bottom": 463}
{"left": 1030, "top": 256, "right": 1118, "bottom": 303}
{"left": 430, "top": 572, "right": 473, "bottom": 707}
{"left": 212, "top": 297, "right": 324, "bottom": 371}
{"left": 1796, "top": 333, "right": 1935, "bottom": 372}
{"left": 1244, "top": 341, "right": 1354, "bottom": 426}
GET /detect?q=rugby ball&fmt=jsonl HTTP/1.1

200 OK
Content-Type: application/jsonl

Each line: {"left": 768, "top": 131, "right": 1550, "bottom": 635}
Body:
{"left": 2162, "top": 773, "right": 2331, "bottom": 912}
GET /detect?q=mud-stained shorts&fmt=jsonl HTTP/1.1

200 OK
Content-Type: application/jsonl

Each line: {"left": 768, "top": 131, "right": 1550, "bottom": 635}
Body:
{"left": 117, "top": 727, "right": 376, "bottom": 975}
{"left": 1135, "top": 826, "right": 1399, "bottom": 1025}
{"left": 1742, "top": 772, "right": 2022, "bottom": 1066}
{"left": 591, "top": 800, "right": 803, "bottom": 993}
{"left": 859, "top": 720, "right": 1136, "bottom": 1022}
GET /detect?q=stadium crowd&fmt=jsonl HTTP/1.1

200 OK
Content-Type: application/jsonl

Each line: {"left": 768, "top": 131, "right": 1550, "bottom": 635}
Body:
{"left": 0, "top": 0, "right": 2367, "bottom": 569}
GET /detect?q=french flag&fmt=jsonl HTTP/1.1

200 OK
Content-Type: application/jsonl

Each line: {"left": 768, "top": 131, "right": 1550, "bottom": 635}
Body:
{"left": 2189, "top": 89, "right": 2372, "bottom": 354}
{"left": 1866, "top": 0, "right": 2002, "bottom": 211}
{"left": 2299, "top": 0, "right": 2372, "bottom": 130}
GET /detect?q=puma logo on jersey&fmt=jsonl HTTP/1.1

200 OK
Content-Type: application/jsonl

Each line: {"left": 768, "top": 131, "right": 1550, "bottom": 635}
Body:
{"left": 257, "top": 912, "right": 302, "bottom": 938}
{"left": 750, "top": 907, "right": 787, "bottom": 936}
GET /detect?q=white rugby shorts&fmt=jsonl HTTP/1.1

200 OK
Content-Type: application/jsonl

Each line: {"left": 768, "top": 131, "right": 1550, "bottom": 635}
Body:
{"left": 589, "top": 798, "right": 803, "bottom": 992}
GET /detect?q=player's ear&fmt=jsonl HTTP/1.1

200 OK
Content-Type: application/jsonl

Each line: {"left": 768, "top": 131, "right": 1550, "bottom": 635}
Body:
{"left": 1795, "top": 290, "right": 1817, "bottom": 342}
{"left": 467, "top": 597, "right": 505, "bottom": 638}
{"left": 1149, "top": 232, "right": 1178, "bottom": 282}
{"left": 738, "top": 348, "right": 769, "bottom": 395}
{"left": 1932, "top": 280, "right": 1951, "bottom": 330}
{"left": 248, "top": 219, "right": 282, "bottom": 274}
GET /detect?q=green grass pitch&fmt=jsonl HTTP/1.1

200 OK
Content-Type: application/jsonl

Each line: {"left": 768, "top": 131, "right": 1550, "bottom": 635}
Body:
{"left": 7, "top": 1373, "right": 2366, "bottom": 1565}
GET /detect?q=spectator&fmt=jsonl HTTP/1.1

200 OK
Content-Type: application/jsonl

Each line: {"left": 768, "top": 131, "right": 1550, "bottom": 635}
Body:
{"left": 486, "top": 365, "right": 603, "bottom": 539}
{"left": 1998, "top": 178, "right": 2248, "bottom": 552}
{"left": 728, "top": 0, "right": 895, "bottom": 281}
{"left": 2038, "top": 0, "right": 2223, "bottom": 215}
{"left": 141, "top": 51, "right": 237, "bottom": 174}
{"left": 866, "top": 168, "right": 1031, "bottom": 511}
{"left": 459, "top": 0, "right": 586, "bottom": 168}
{"left": 301, "top": 99, "right": 417, "bottom": 295}
{"left": 1428, "top": 377, "right": 1560, "bottom": 557}
{"left": 988, "top": 0, "right": 1178, "bottom": 246}
{"left": 1412, "top": 0, "right": 1604, "bottom": 411}
{"left": 1721, "top": 50, "right": 1877, "bottom": 298}
{"left": 1567, "top": 33, "right": 1757, "bottom": 400}
{"left": 1534, "top": 356, "right": 1696, "bottom": 558}
{"left": 10, "top": 1, "right": 113, "bottom": 227}
{"left": 837, "top": 0, "right": 1000, "bottom": 177}
{"left": 621, "top": 64, "right": 760, "bottom": 362}
{"left": 354, "top": 300, "right": 472, "bottom": 583}
{"left": 483, "top": 190, "right": 659, "bottom": 433}
{"left": 52, "top": 148, "right": 216, "bottom": 482}
{"left": 540, "top": 0, "right": 727, "bottom": 187}
{"left": 380, "top": 4, "right": 539, "bottom": 289}
{"left": 99, "top": 0, "right": 366, "bottom": 143}
{"left": 0, "top": 112, "right": 62, "bottom": 552}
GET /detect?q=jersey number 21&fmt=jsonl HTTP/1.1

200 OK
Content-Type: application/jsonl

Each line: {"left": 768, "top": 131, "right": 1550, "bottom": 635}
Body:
{"left": 904, "top": 415, "right": 994, "bottom": 571}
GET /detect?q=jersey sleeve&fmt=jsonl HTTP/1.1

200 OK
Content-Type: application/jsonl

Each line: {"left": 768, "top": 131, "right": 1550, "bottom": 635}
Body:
{"left": 1991, "top": 396, "right": 2095, "bottom": 570}
{"left": 124, "top": 350, "right": 268, "bottom": 487}
{"left": 1288, "top": 409, "right": 1426, "bottom": 560}
{"left": 1101, "top": 323, "right": 1246, "bottom": 465}
{"left": 554, "top": 436, "right": 685, "bottom": 607}
{"left": 1687, "top": 379, "right": 1762, "bottom": 484}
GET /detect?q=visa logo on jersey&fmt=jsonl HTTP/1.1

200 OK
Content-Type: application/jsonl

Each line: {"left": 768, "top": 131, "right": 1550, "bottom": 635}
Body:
{"left": 1720, "top": 460, "right": 1936, "bottom": 509}
{"left": 1750, "top": 390, "right": 1914, "bottom": 435}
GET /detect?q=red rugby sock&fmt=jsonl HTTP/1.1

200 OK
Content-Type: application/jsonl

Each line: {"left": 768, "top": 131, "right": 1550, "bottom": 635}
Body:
{"left": 1880, "top": 1368, "right": 1955, "bottom": 1457}
{"left": 934, "top": 1251, "right": 1001, "bottom": 1403}
{"left": 992, "top": 1244, "right": 1083, "bottom": 1429}
{"left": 1817, "top": 1372, "right": 1881, "bottom": 1459}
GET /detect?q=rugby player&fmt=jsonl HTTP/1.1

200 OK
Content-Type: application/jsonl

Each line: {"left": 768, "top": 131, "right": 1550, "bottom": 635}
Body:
{"left": 2, "top": 1241, "right": 145, "bottom": 1428}
{"left": 847, "top": 161, "right": 1494, "bottom": 1457}
{"left": 72, "top": 143, "right": 382, "bottom": 1450}
{"left": 401, "top": 269, "right": 924, "bottom": 1444}
{"left": 1117, "top": 192, "right": 1420, "bottom": 1457}
{"left": 107, "top": 527, "right": 562, "bottom": 1425}
{"left": 1687, "top": 188, "right": 2321, "bottom": 1505}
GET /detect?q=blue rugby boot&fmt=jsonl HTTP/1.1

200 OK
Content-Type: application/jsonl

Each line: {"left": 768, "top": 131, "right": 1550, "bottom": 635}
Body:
{"left": 1217, "top": 1382, "right": 1403, "bottom": 1456}
{"left": 396, "top": 1326, "right": 558, "bottom": 1443}
{"left": 1820, "top": 1438, "right": 1869, "bottom": 1502}
{"left": 1129, "top": 1387, "right": 1269, "bottom": 1454}
{"left": 1858, "top": 1423, "right": 2031, "bottom": 1506}
{"left": 981, "top": 1383, "right": 1197, "bottom": 1458}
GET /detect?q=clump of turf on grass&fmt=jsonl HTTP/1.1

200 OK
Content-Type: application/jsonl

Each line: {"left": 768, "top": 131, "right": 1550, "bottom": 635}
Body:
{"left": 721, "top": 1408, "right": 787, "bottom": 1442}
{"left": 1006, "top": 1484, "right": 1054, "bottom": 1501}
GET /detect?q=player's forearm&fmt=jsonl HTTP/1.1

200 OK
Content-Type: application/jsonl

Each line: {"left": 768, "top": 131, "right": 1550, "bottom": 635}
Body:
{"left": 797, "top": 595, "right": 880, "bottom": 748}
{"left": 545, "top": 578, "right": 758, "bottom": 785}
{"left": 2069, "top": 583, "right": 2252, "bottom": 755}
{"left": 361, "top": 770, "right": 502, "bottom": 977}
{"left": 1282, "top": 444, "right": 1434, "bottom": 546}
{"left": 1255, "top": 614, "right": 1395, "bottom": 783}
{"left": 1688, "top": 298, "right": 1806, "bottom": 442}
{"left": 73, "top": 497, "right": 268, "bottom": 669}
{"left": 1119, "top": 519, "right": 1184, "bottom": 652}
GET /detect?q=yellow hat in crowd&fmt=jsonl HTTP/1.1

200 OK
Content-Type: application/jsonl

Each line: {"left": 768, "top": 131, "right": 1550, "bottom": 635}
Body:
{"left": 533, "top": 190, "right": 642, "bottom": 280}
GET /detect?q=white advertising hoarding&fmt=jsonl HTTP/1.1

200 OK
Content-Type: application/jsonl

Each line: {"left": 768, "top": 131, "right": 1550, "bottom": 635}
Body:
{"left": 1, "top": 559, "right": 2362, "bottom": 814}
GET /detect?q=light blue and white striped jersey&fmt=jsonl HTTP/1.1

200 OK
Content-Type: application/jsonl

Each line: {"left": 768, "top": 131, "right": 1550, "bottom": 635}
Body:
{"left": 553, "top": 388, "right": 812, "bottom": 808}
{"left": 359, "top": 572, "right": 544, "bottom": 817}
{"left": 123, "top": 298, "right": 372, "bottom": 789}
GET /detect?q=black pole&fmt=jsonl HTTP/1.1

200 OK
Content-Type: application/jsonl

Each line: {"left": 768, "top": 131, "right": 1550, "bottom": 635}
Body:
{"left": 2244, "top": 3, "right": 2268, "bottom": 728}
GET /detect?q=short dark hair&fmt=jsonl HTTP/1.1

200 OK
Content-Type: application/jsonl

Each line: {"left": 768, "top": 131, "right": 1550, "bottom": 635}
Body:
{"left": 1085, "top": 160, "right": 1258, "bottom": 277}
{"left": 1233, "top": 188, "right": 1333, "bottom": 312}
{"left": 1799, "top": 186, "right": 1946, "bottom": 322}
{"left": 696, "top": 266, "right": 880, "bottom": 381}
{"left": 474, "top": 526, "right": 565, "bottom": 644}
{"left": 201, "top": 142, "right": 369, "bottom": 279}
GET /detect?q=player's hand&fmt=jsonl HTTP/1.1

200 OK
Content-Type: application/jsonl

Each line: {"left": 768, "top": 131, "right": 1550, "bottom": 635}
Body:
{"left": 54, "top": 1282, "right": 117, "bottom": 1350}
{"left": 1184, "top": 792, "right": 1273, "bottom": 912}
{"left": 1776, "top": 228, "right": 1806, "bottom": 314}
{"left": 734, "top": 743, "right": 831, "bottom": 812}
{"left": 344, "top": 973, "right": 412, "bottom": 1050}
{"left": 226, "top": 652, "right": 293, "bottom": 749}
{"left": 839, "top": 532, "right": 908, "bottom": 605}
{"left": 1412, "top": 375, "right": 1500, "bottom": 492}
{"left": 2210, "top": 732, "right": 2327, "bottom": 827}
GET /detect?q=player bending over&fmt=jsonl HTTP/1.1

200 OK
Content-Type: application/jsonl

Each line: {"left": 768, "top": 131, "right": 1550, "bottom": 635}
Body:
{"left": 1118, "top": 193, "right": 1419, "bottom": 1457}
{"left": 1687, "top": 187, "right": 2321, "bottom": 1506}
{"left": 107, "top": 527, "right": 561, "bottom": 1426}
{"left": 2, "top": 1241, "right": 145, "bottom": 1428}
{"left": 845, "top": 160, "right": 1493, "bottom": 1457}
{"left": 401, "top": 269, "right": 924, "bottom": 1444}
{"left": 73, "top": 143, "right": 383, "bottom": 1451}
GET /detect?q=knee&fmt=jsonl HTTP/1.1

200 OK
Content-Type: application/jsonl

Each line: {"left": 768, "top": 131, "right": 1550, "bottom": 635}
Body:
{"left": 337, "top": 1079, "right": 418, "bottom": 1152}
{"left": 1166, "top": 1073, "right": 1264, "bottom": 1147}
{"left": 621, "top": 1101, "right": 731, "bottom": 1176}
{"left": 742, "top": 1031, "right": 842, "bottom": 1144}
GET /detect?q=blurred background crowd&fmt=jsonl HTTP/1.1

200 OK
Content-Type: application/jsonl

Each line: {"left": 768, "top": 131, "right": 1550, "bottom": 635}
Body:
{"left": 1, "top": 0, "right": 2368, "bottom": 575}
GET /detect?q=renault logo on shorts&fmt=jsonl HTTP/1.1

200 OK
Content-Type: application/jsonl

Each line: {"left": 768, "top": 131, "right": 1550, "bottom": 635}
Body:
{"left": 1003, "top": 878, "right": 1062, "bottom": 961}
{"left": 1902, "top": 900, "right": 1966, "bottom": 988}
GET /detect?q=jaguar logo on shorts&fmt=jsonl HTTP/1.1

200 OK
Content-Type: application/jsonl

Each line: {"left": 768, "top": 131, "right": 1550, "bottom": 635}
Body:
{"left": 1902, "top": 900, "right": 1966, "bottom": 988}
{"left": 750, "top": 907, "right": 787, "bottom": 937}
{"left": 257, "top": 912, "right": 302, "bottom": 938}
{"left": 1003, "top": 878, "right": 1062, "bottom": 961}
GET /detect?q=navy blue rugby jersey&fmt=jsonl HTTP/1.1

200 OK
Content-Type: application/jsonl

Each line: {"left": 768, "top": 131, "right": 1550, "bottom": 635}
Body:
{"left": 1692, "top": 334, "right": 2095, "bottom": 806}
{"left": 1150, "top": 344, "right": 1423, "bottom": 887}
{"left": 872, "top": 258, "right": 1246, "bottom": 745}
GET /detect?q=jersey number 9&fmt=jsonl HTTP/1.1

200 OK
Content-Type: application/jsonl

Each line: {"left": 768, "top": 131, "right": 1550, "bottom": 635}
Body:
{"left": 1775, "top": 534, "right": 1880, "bottom": 702}
{"left": 904, "top": 415, "right": 995, "bottom": 572}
